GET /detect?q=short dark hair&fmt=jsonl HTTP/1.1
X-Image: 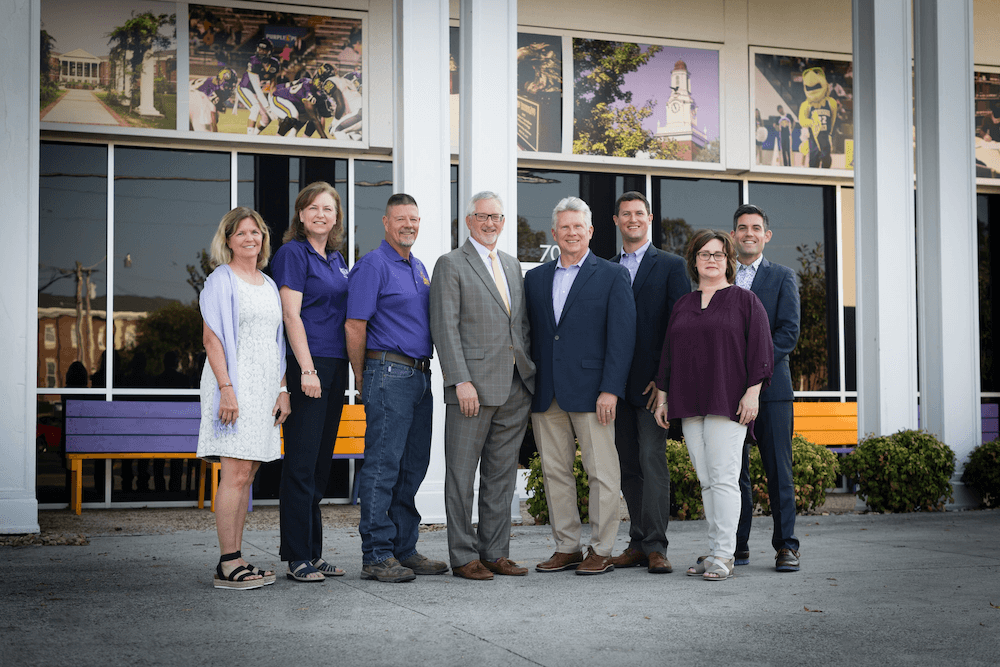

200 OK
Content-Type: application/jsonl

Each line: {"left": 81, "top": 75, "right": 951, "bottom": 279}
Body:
{"left": 614, "top": 191, "right": 649, "bottom": 217}
{"left": 686, "top": 229, "right": 737, "bottom": 285}
{"left": 385, "top": 193, "right": 418, "bottom": 217}
{"left": 732, "top": 203, "right": 769, "bottom": 232}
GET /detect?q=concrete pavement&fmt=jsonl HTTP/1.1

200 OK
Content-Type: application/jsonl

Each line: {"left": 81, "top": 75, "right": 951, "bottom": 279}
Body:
{"left": 2, "top": 509, "right": 998, "bottom": 666}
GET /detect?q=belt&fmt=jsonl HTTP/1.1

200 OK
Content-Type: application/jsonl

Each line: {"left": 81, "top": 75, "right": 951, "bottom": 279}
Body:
{"left": 366, "top": 350, "right": 431, "bottom": 373}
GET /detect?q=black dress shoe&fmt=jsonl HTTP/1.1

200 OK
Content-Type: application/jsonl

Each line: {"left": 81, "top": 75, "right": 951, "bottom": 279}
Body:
{"left": 775, "top": 548, "right": 800, "bottom": 572}
{"left": 735, "top": 550, "right": 750, "bottom": 566}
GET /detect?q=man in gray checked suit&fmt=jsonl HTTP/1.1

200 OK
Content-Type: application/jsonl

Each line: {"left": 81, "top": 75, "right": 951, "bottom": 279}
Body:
{"left": 430, "top": 191, "right": 536, "bottom": 581}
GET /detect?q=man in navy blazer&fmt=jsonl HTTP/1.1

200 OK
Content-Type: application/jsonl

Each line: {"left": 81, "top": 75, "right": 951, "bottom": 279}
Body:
{"left": 524, "top": 196, "right": 636, "bottom": 576}
{"left": 731, "top": 204, "right": 802, "bottom": 572}
{"left": 607, "top": 191, "right": 690, "bottom": 574}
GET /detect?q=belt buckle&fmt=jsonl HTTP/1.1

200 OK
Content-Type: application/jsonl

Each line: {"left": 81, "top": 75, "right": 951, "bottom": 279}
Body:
{"left": 415, "top": 357, "right": 429, "bottom": 372}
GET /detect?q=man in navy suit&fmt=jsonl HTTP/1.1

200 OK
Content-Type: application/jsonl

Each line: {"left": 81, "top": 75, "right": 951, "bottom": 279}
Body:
{"left": 525, "top": 197, "right": 636, "bottom": 576}
{"left": 731, "top": 203, "right": 801, "bottom": 572}
{"left": 606, "top": 191, "right": 689, "bottom": 575}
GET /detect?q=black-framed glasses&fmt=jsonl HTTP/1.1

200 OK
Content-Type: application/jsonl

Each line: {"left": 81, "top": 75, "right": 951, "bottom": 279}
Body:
{"left": 696, "top": 251, "right": 727, "bottom": 262}
{"left": 473, "top": 213, "right": 504, "bottom": 223}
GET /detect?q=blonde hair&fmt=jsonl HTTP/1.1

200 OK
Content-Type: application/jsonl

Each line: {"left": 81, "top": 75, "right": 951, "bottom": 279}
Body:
{"left": 209, "top": 207, "right": 272, "bottom": 269}
{"left": 283, "top": 181, "right": 344, "bottom": 252}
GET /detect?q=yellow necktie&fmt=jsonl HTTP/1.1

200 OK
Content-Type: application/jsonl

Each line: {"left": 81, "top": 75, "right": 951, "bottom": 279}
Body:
{"left": 490, "top": 251, "right": 510, "bottom": 314}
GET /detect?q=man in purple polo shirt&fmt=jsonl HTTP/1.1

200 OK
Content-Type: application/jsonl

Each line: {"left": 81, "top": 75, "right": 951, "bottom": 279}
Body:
{"left": 345, "top": 193, "right": 448, "bottom": 583}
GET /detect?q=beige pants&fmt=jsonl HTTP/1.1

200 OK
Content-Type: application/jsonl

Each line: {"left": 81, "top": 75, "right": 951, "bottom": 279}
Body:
{"left": 531, "top": 399, "right": 621, "bottom": 557}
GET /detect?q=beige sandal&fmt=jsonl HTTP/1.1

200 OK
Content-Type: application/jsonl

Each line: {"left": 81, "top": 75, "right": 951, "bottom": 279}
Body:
{"left": 702, "top": 556, "right": 734, "bottom": 581}
{"left": 686, "top": 555, "right": 711, "bottom": 576}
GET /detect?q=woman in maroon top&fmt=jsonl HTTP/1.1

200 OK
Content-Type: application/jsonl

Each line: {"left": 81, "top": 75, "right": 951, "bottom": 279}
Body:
{"left": 653, "top": 230, "right": 773, "bottom": 581}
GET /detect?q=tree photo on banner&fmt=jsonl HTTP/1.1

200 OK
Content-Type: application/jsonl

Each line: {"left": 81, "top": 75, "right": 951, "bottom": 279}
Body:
{"left": 189, "top": 4, "right": 363, "bottom": 141}
{"left": 975, "top": 68, "right": 1000, "bottom": 181}
{"left": 752, "top": 50, "right": 854, "bottom": 172}
{"left": 572, "top": 38, "right": 720, "bottom": 163}
{"left": 517, "top": 33, "right": 562, "bottom": 153}
{"left": 40, "top": 0, "right": 177, "bottom": 130}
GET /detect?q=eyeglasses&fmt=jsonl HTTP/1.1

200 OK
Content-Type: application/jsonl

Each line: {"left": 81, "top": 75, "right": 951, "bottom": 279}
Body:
{"left": 473, "top": 213, "right": 504, "bottom": 223}
{"left": 696, "top": 251, "right": 727, "bottom": 262}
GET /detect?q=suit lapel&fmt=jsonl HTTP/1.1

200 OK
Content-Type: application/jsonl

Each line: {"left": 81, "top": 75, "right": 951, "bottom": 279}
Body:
{"left": 463, "top": 240, "right": 509, "bottom": 315}
{"left": 540, "top": 259, "right": 558, "bottom": 330}
{"left": 559, "top": 252, "right": 597, "bottom": 323}
{"left": 631, "top": 247, "right": 656, "bottom": 295}
{"left": 500, "top": 252, "right": 521, "bottom": 316}
{"left": 750, "top": 256, "right": 771, "bottom": 293}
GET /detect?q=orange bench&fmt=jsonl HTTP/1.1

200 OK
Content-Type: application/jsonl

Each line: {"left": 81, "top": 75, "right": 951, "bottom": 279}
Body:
{"left": 793, "top": 401, "right": 858, "bottom": 450}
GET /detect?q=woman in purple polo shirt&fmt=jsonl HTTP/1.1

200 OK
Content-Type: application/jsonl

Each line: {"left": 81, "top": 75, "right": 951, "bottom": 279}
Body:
{"left": 271, "top": 181, "right": 350, "bottom": 582}
{"left": 653, "top": 229, "right": 773, "bottom": 582}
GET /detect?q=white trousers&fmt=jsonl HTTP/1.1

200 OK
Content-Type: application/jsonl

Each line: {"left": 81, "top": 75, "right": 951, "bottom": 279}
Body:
{"left": 682, "top": 415, "right": 747, "bottom": 560}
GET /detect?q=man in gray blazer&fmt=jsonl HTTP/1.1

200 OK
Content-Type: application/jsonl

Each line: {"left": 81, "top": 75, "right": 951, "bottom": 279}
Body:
{"left": 430, "top": 191, "right": 536, "bottom": 581}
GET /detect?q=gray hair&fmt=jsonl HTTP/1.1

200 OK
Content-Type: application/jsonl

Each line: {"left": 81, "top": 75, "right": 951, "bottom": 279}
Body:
{"left": 551, "top": 196, "right": 592, "bottom": 229}
{"left": 465, "top": 191, "right": 504, "bottom": 217}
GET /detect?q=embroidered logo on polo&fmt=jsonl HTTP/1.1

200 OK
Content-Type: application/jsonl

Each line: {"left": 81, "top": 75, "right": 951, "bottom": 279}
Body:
{"left": 340, "top": 267, "right": 349, "bottom": 277}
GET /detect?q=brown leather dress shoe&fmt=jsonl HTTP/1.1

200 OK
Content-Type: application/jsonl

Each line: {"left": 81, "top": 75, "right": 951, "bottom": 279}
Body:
{"left": 452, "top": 560, "right": 493, "bottom": 580}
{"left": 609, "top": 546, "right": 648, "bottom": 568}
{"left": 575, "top": 546, "right": 614, "bottom": 575}
{"left": 536, "top": 550, "right": 584, "bottom": 572}
{"left": 647, "top": 551, "right": 673, "bottom": 573}
{"left": 482, "top": 557, "right": 528, "bottom": 576}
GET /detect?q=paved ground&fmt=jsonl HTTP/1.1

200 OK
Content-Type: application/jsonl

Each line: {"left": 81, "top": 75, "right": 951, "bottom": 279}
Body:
{"left": 2, "top": 506, "right": 998, "bottom": 666}
{"left": 42, "top": 89, "right": 122, "bottom": 125}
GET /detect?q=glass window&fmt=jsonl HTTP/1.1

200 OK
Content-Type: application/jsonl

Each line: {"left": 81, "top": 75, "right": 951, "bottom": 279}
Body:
{"left": 38, "top": 142, "right": 107, "bottom": 389}
{"left": 354, "top": 160, "right": 393, "bottom": 261}
{"left": 978, "top": 193, "right": 997, "bottom": 393}
{"left": 517, "top": 169, "right": 580, "bottom": 263}
{"left": 653, "top": 177, "right": 741, "bottom": 256}
{"left": 747, "top": 182, "right": 839, "bottom": 392}
{"left": 841, "top": 187, "right": 857, "bottom": 392}
{"left": 113, "top": 147, "right": 230, "bottom": 389}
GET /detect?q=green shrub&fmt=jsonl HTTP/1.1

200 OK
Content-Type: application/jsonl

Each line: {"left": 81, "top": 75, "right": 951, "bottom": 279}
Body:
{"left": 665, "top": 438, "right": 703, "bottom": 520}
{"left": 524, "top": 451, "right": 589, "bottom": 525}
{"left": 961, "top": 438, "right": 1000, "bottom": 508}
{"left": 748, "top": 433, "right": 840, "bottom": 514}
{"left": 840, "top": 429, "right": 955, "bottom": 512}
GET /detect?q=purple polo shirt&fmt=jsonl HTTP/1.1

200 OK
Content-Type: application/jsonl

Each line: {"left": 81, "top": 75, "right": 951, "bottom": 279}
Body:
{"left": 655, "top": 286, "right": 773, "bottom": 429}
{"left": 346, "top": 239, "right": 433, "bottom": 360}
{"left": 271, "top": 238, "right": 348, "bottom": 359}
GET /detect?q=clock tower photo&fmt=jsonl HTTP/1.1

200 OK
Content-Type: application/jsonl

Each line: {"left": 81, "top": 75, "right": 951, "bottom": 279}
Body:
{"left": 655, "top": 60, "right": 708, "bottom": 159}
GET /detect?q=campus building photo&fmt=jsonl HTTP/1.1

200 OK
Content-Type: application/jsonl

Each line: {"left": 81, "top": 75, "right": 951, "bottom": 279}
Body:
{"left": 2, "top": 0, "right": 997, "bottom": 533}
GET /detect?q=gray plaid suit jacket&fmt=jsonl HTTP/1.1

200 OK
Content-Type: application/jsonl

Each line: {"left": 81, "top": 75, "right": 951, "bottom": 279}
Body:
{"left": 430, "top": 239, "right": 535, "bottom": 405}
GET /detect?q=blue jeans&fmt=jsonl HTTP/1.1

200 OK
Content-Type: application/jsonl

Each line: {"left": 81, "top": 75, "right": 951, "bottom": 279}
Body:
{"left": 358, "top": 357, "right": 433, "bottom": 565}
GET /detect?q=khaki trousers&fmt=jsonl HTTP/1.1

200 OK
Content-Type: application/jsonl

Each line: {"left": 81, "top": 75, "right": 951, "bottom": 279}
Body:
{"left": 531, "top": 398, "right": 621, "bottom": 557}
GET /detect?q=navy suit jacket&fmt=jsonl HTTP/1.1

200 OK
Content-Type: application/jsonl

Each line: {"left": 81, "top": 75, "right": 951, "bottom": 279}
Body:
{"left": 748, "top": 257, "right": 800, "bottom": 402}
{"left": 524, "top": 251, "right": 636, "bottom": 413}
{"left": 612, "top": 246, "right": 690, "bottom": 407}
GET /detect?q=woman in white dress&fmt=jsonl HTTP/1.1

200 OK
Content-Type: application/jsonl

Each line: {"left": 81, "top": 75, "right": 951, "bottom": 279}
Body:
{"left": 198, "top": 207, "right": 290, "bottom": 590}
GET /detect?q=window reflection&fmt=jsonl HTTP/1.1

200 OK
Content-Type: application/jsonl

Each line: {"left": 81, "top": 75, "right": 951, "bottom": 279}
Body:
{"left": 978, "top": 194, "right": 997, "bottom": 392}
{"left": 747, "top": 182, "right": 838, "bottom": 392}
{"left": 653, "top": 177, "right": 740, "bottom": 256}
{"left": 517, "top": 169, "right": 580, "bottom": 262}
{"left": 354, "top": 160, "right": 392, "bottom": 260}
{"left": 38, "top": 142, "right": 108, "bottom": 389}
{"left": 113, "top": 147, "right": 230, "bottom": 389}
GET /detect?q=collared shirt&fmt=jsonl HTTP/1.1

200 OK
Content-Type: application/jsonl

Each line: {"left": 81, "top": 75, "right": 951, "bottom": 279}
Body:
{"left": 468, "top": 236, "right": 511, "bottom": 305}
{"left": 619, "top": 240, "right": 650, "bottom": 285}
{"left": 346, "top": 239, "right": 433, "bottom": 359}
{"left": 270, "top": 238, "right": 348, "bottom": 358}
{"left": 735, "top": 254, "right": 764, "bottom": 290}
{"left": 552, "top": 249, "right": 589, "bottom": 325}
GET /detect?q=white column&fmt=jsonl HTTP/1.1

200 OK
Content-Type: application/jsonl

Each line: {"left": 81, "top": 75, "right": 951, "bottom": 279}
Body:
{"left": 914, "top": 0, "right": 981, "bottom": 508}
{"left": 0, "top": 0, "right": 40, "bottom": 534}
{"left": 852, "top": 0, "right": 919, "bottom": 439}
{"left": 137, "top": 54, "right": 162, "bottom": 117}
{"left": 458, "top": 0, "right": 518, "bottom": 256}
{"left": 392, "top": 0, "right": 451, "bottom": 523}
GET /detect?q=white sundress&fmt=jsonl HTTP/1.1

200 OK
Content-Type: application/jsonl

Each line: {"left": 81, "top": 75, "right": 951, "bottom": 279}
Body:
{"left": 197, "top": 275, "right": 283, "bottom": 462}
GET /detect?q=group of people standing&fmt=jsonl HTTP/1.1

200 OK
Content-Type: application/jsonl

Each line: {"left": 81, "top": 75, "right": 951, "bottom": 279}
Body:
{"left": 195, "top": 182, "right": 801, "bottom": 590}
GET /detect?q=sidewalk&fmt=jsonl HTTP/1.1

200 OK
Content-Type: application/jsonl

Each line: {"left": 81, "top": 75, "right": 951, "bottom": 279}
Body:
{"left": 2, "top": 507, "right": 998, "bottom": 666}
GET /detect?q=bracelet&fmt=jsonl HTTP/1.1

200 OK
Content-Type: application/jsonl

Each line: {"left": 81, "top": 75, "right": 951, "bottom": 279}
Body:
{"left": 658, "top": 402, "right": 666, "bottom": 407}
{"left": 279, "top": 386, "right": 290, "bottom": 394}
{"left": 220, "top": 383, "right": 233, "bottom": 389}
{"left": 301, "top": 369, "right": 318, "bottom": 376}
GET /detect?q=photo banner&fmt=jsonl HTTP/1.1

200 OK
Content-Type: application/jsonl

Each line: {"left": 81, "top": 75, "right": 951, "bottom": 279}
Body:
{"left": 752, "top": 51, "right": 854, "bottom": 172}
{"left": 573, "top": 38, "right": 720, "bottom": 163}
{"left": 975, "top": 69, "right": 1000, "bottom": 180}
{"left": 40, "top": 0, "right": 364, "bottom": 145}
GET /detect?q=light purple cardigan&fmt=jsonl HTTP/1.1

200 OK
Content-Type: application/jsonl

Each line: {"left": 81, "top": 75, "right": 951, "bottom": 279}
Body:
{"left": 200, "top": 263, "right": 287, "bottom": 435}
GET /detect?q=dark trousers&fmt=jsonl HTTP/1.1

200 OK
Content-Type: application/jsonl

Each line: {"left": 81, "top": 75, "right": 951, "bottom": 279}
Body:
{"left": 279, "top": 355, "right": 348, "bottom": 564}
{"left": 736, "top": 399, "right": 799, "bottom": 552}
{"left": 615, "top": 399, "right": 671, "bottom": 555}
